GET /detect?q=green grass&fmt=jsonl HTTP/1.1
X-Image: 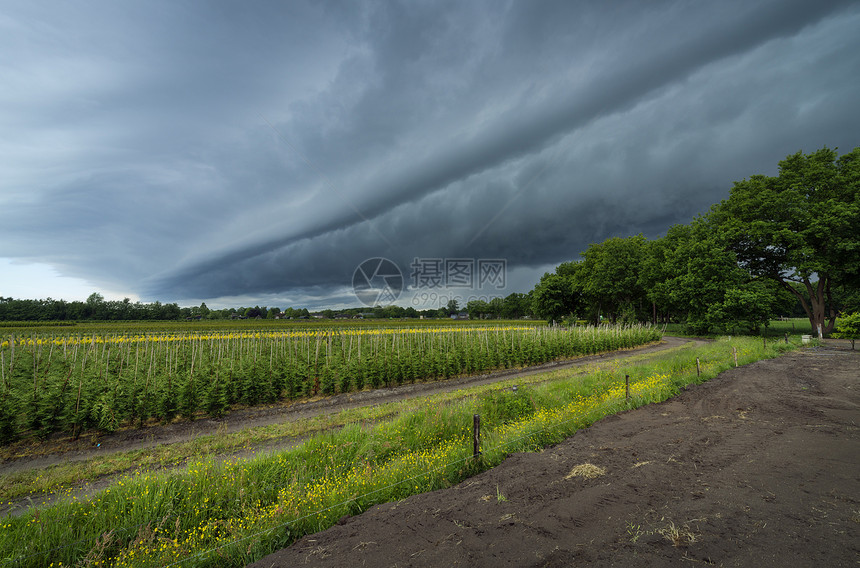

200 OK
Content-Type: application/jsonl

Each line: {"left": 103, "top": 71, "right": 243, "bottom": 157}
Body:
{"left": 765, "top": 318, "right": 814, "bottom": 336}
{"left": 662, "top": 317, "right": 814, "bottom": 338}
{"left": 0, "top": 336, "right": 796, "bottom": 567}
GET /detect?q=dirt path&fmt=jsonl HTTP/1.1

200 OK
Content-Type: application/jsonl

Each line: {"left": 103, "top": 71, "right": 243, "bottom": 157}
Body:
{"left": 249, "top": 343, "right": 860, "bottom": 568}
{"left": 0, "top": 336, "right": 696, "bottom": 476}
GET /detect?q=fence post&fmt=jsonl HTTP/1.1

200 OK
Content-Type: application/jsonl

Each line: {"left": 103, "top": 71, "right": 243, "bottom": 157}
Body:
{"left": 625, "top": 374, "right": 630, "bottom": 401}
{"left": 733, "top": 346, "right": 738, "bottom": 367}
{"left": 696, "top": 357, "right": 700, "bottom": 376}
{"left": 473, "top": 414, "right": 481, "bottom": 458}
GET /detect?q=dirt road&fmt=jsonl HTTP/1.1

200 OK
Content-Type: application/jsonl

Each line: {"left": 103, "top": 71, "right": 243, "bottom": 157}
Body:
{"left": 250, "top": 344, "right": 860, "bottom": 567}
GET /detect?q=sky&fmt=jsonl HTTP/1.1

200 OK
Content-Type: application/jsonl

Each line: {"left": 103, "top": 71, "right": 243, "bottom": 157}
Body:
{"left": 1, "top": 0, "right": 859, "bottom": 311}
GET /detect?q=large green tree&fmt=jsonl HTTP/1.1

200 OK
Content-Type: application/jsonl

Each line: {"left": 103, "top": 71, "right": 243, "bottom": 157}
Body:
{"left": 576, "top": 235, "right": 648, "bottom": 323}
{"left": 710, "top": 147, "right": 860, "bottom": 336}
{"left": 531, "top": 264, "right": 582, "bottom": 323}
{"left": 637, "top": 220, "right": 790, "bottom": 334}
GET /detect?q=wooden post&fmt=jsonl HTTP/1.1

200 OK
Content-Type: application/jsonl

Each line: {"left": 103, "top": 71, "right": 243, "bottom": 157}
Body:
{"left": 625, "top": 374, "right": 630, "bottom": 401}
{"left": 784, "top": 333, "right": 789, "bottom": 344}
{"left": 763, "top": 336, "right": 767, "bottom": 349}
{"left": 696, "top": 357, "right": 700, "bottom": 376}
{"left": 733, "top": 347, "right": 738, "bottom": 367}
{"left": 473, "top": 414, "right": 481, "bottom": 458}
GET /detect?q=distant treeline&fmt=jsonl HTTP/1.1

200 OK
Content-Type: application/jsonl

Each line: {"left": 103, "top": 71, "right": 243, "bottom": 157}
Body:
{"left": 0, "top": 293, "right": 535, "bottom": 323}
{"left": 0, "top": 294, "right": 187, "bottom": 322}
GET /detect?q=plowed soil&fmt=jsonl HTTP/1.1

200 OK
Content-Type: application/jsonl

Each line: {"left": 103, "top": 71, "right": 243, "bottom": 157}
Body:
{"left": 249, "top": 344, "right": 860, "bottom": 568}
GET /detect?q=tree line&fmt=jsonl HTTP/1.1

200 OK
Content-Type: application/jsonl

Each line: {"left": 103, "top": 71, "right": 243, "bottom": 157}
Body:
{"left": 531, "top": 147, "right": 860, "bottom": 335}
{"left": 0, "top": 293, "right": 306, "bottom": 323}
{"left": 0, "top": 293, "right": 529, "bottom": 322}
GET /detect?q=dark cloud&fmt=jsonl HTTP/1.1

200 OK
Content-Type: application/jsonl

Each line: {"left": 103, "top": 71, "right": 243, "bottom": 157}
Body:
{"left": 1, "top": 0, "right": 859, "bottom": 308}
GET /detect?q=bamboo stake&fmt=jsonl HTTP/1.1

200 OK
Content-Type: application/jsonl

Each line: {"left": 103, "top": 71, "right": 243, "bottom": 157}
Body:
{"left": 144, "top": 344, "right": 154, "bottom": 409}
{"left": 46, "top": 339, "right": 55, "bottom": 375}
{"left": 189, "top": 338, "right": 196, "bottom": 395}
{"left": 133, "top": 342, "right": 140, "bottom": 384}
{"left": 73, "top": 351, "right": 84, "bottom": 439}
{"left": 9, "top": 334, "right": 14, "bottom": 375}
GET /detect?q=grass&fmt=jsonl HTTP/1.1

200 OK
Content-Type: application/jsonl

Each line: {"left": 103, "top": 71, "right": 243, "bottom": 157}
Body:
{"left": 0, "top": 336, "right": 797, "bottom": 567}
{"left": 662, "top": 317, "right": 814, "bottom": 338}
{"left": 658, "top": 521, "right": 700, "bottom": 547}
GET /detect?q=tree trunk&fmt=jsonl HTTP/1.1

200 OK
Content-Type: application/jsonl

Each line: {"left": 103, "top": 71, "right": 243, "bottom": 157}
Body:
{"left": 780, "top": 275, "right": 836, "bottom": 337}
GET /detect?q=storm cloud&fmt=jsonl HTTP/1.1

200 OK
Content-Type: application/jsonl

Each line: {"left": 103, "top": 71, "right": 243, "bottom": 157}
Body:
{"left": 2, "top": 0, "right": 859, "bottom": 309}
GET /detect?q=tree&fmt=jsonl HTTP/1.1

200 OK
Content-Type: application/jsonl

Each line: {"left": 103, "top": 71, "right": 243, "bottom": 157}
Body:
{"left": 487, "top": 297, "right": 504, "bottom": 318}
{"left": 705, "top": 279, "right": 794, "bottom": 335}
{"left": 466, "top": 299, "right": 489, "bottom": 320}
{"left": 86, "top": 292, "right": 104, "bottom": 305}
{"left": 501, "top": 292, "right": 530, "bottom": 319}
{"left": 710, "top": 147, "right": 860, "bottom": 336}
{"left": 244, "top": 306, "right": 263, "bottom": 318}
{"left": 636, "top": 219, "right": 793, "bottom": 334}
{"left": 532, "top": 268, "right": 581, "bottom": 323}
{"left": 834, "top": 312, "right": 860, "bottom": 350}
{"left": 446, "top": 299, "right": 459, "bottom": 315}
{"left": 576, "top": 235, "right": 647, "bottom": 323}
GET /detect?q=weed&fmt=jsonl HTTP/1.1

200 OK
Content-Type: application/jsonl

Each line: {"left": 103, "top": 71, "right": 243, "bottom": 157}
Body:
{"left": 658, "top": 521, "right": 699, "bottom": 547}
{"left": 496, "top": 485, "right": 508, "bottom": 502}
{"left": 626, "top": 521, "right": 643, "bottom": 543}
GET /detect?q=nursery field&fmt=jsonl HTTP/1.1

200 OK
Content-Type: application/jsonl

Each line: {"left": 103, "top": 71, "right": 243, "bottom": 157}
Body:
{"left": 0, "top": 334, "right": 804, "bottom": 567}
{"left": 0, "top": 323, "right": 658, "bottom": 443}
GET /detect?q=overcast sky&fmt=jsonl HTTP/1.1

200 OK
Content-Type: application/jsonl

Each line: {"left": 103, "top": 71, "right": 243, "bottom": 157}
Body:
{"left": 1, "top": 0, "right": 859, "bottom": 311}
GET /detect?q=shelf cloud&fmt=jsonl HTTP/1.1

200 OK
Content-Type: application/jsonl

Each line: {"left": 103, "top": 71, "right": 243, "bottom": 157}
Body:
{"left": 1, "top": 0, "right": 858, "bottom": 308}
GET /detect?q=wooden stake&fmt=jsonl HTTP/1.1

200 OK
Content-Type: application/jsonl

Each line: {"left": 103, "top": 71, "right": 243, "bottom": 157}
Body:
{"left": 473, "top": 414, "right": 481, "bottom": 458}
{"left": 625, "top": 374, "right": 630, "bottom": 401}
{"left": 696, "top": 357, "right": 700, "bottom": 376}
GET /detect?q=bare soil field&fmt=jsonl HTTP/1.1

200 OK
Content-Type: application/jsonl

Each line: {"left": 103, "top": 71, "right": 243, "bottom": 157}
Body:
{"left": 249, "top": 343, "right": 859, "bottom": 568}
